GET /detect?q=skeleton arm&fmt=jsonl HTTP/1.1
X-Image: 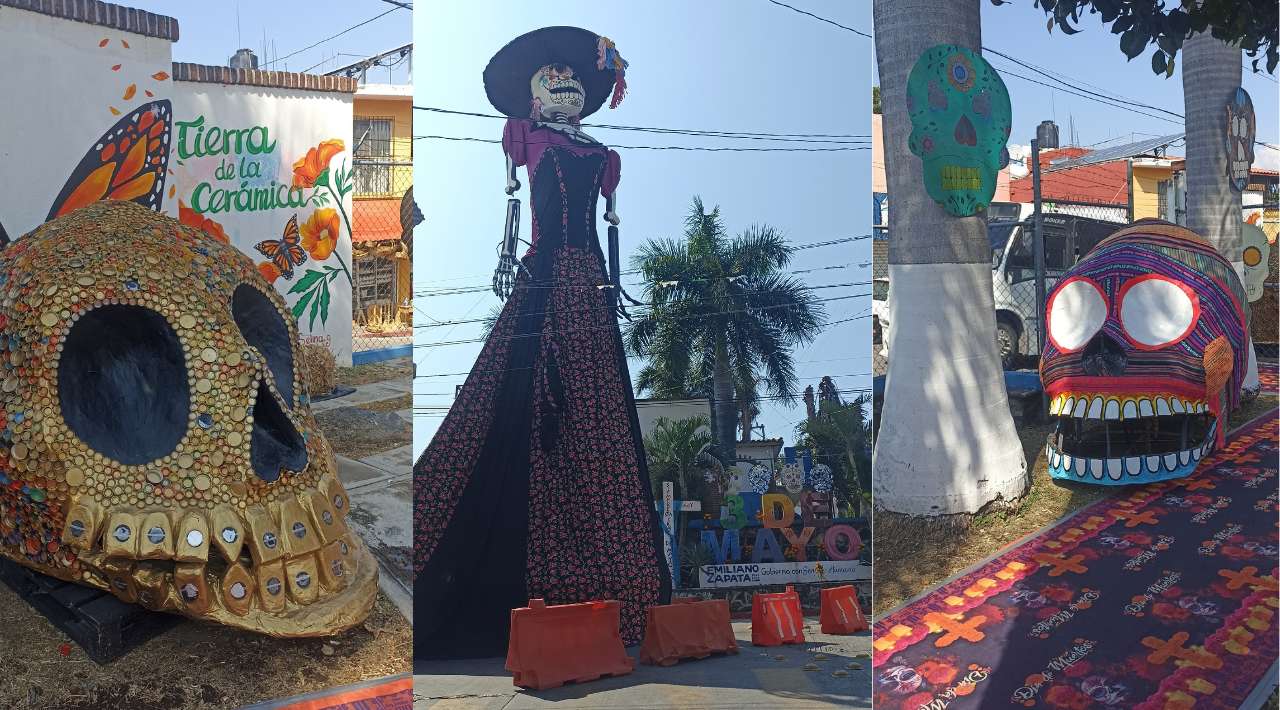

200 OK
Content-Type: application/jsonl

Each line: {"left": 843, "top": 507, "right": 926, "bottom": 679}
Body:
{"left": 604, "top": 190, "right": 641, "bottom": 318}
{"left": 492, "top": 155, "right": 522, "bottom": 300}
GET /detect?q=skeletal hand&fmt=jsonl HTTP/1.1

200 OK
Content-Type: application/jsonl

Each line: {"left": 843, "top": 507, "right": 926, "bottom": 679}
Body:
{"left": 604, "top": 211, "right": 620, "bottom": 226}
{"left": 493, "top": 254, "right": 517, "bottom": 300}
{"left": 505, "top": 178, "right": 521, "bottom": 195}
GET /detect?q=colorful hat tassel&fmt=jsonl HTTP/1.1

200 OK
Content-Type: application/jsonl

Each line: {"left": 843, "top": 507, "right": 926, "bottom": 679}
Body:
{"left": 596, "top": 36, "right": 629, "bottom": 109}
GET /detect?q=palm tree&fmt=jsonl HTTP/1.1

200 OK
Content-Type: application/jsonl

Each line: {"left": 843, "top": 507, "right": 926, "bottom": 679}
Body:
{"left": 1181, "top": 30, "right": 1243, "bottom": 269}
{"left": 643, "top": 415, "right": 713, "bottom": 568}
{"left": 625, "top": 197, "right": 826, "bottom": 462}
{"left": 872, "top": 0, "right": 1028, "bottom": 516}
{"left": 796, "top": 392, "right": 872, "bottom": 517}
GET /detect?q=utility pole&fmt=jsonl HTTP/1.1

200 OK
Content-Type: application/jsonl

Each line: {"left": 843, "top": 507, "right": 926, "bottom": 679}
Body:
{"left": 1031, "top": 140, "right": 1046, "bottom": 355}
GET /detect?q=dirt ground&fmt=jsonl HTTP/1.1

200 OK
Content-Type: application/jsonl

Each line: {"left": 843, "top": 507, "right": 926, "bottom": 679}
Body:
{"left": 336, "top": 359, "right": 414, "bottom": 387}
{"left": 0, "top": 587, "right": 411, "bottom": 710}
{"left": 873, "top": 392, "right": 1279, "bottom": 615}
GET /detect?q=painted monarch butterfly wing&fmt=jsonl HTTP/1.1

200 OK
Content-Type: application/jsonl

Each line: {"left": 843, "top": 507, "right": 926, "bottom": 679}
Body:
{"left": 46, "top": 100, "right": 172, "bottom": 221}
{"left": 255, "top": 239, "right": 283, "bottom": 258}
{"left": 279, "top": 215, "right": 307, "bottom": 269}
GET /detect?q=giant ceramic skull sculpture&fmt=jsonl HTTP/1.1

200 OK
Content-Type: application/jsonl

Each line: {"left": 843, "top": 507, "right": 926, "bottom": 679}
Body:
{"left": 906, "top": 44, "right": 1012, "bottom": 217}
{"left": 0, "top": 201, "right": 375, "bottom": 636}
{"left": 1040, "top": 221, "right": 1250, "bottom": 485}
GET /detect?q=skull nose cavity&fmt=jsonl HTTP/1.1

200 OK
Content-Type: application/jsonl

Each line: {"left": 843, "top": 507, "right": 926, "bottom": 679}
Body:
{"left": 955, "top": 115, "right": 977, "bottom": 146}
{"left": 1081, "top": 331, "right": 1127, "bottom": 377}
{"left": 249, "top": 378, "right": 307, "bottom": 483}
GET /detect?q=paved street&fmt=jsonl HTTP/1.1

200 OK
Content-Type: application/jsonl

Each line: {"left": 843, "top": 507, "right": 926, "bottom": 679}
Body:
{"left": 318, "top": 371, "right": 415, "bottom": 621}
{"left": 414, "top": 620, "right": 872, "bottom": 710}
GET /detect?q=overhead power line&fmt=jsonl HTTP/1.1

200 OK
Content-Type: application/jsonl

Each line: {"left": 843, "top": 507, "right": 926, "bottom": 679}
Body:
{"left": 414, "top": 107, "right": 869, "bottom": 142}
{"left": 262, "top": 7, "right": 403, "bottom": 70}
{"left": 764, "top": 0, "right": 872, "bottom": 39}
{"left": 413, "top": 134, "right": 867, "bottom": 152}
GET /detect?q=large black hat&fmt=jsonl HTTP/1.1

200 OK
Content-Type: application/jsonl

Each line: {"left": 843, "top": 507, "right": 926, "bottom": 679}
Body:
{"left": 483, "top": 26, "right": 628, "bottom": 120}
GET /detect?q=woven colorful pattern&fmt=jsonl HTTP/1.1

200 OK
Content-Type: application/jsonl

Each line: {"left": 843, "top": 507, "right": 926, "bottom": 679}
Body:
{"left": 1040, "top": 223, "right": 1250, "bottom": 485}
{"left": 873, "top": 409, "right": 1279, "bottom": 709}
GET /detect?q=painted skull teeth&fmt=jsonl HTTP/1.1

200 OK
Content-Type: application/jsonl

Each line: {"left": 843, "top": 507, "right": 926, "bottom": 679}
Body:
{"left": 1046, "top": 391, "right": 1217, "bottom": 484}
{"left": 1047, "top": 394, "right": 1209, "bottom": 420}
{"left": 940, "top": 165, "right": 981, "bottom": 191}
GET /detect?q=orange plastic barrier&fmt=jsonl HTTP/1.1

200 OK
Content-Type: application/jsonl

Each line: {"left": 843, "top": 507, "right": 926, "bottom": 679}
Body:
{"left": 639, "top": 597, "right": 739, "bottom": 666}
{"left": 751, "top": 585, "right": 806, "bottom": 646}
{"left": 819, "top": 585, "right": 869, "bottom": 634}
{"left": 504, "top": 598, "right": 635, "bottom": 690}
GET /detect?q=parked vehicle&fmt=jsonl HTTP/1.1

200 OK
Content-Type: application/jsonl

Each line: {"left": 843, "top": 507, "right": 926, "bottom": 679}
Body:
{"left": 873, "top": 211, "right": 1125, "bottom": 371}
{"left": 990, "top": 213, "right": 1124, "bottom": 367}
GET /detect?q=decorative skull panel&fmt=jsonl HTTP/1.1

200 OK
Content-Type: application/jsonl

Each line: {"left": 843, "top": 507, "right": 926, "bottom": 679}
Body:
{"left": 1225, "top": 87, "right": 1255, "bottom": 192}
{"left": 1040, "top": 221, "right": 1249, "bottom": 485}
{"left": 0, "top": 201, "right": 376, "bottom": 636}
{"left": 530, "top": 63, "right": 585, "bottom": 118}
{"left": 746, "top": 463, "right": 772, "bottom": 495}
{"left": 1241, "top": 220, "right": 1270, "bottom": 302}
{"left": 779, "top": 462, "right": 805, "bottom": 495}
{"left": 906, "top": 44, "right": 1012, "bottom": 217}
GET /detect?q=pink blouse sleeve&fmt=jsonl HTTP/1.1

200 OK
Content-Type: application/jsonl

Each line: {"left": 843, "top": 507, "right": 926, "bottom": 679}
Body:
{"left": 602, "top": 149, "right": 621, "bottom": 197}
{"left": 501, "top": 118, "right": 529, "bottom": 167}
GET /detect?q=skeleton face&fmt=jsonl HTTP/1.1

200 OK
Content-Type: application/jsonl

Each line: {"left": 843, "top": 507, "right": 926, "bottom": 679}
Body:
{"left": 1241, "top": 221, "right": 1270, "bottom": 301}
{"left": 906, "top": 45, "right": 1012, "bottom": 217}
{"left": 1040, "top": 223, "right": 1249, "bottom": 485}
{"left": 1080, "top": 676, "right": 1129, "bottom": 706}
{"left": 877, "top": 664, "right": 923, "bottom": 694}
{"left": 0, "top": 201, "right": 375, "bottom": 637}
{"left": 530, "top": 63, "right": 585, "bottom": 119}
{"left": 780, "top": 462, "right": 805, "bottom": 495}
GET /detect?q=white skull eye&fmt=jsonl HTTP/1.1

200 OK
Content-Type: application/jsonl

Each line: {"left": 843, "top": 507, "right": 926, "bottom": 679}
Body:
{"left": 1047, "top": 277, "right": 1107, "bottom": 352}
{"left": 1118, "top": 275, "right": 1198, "bottom": 349}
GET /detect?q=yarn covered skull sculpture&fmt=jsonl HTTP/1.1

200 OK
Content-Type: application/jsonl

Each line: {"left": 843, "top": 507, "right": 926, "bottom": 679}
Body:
{"left": 0, "top": 201, "right": 376, "bottom": 636}
{"left": 1040, "top": 221, "right": 1250, "bottom": 485}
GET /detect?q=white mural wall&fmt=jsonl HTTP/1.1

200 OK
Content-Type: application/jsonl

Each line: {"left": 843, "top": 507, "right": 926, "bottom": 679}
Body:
{"left": 168, "top": 83, "right": 355, "bottom": 363}
{"left": 0, "top": 5, "right": 354, "bottom": 364}
{"left": 0, "top": 6, "right": 172, "bottom": 239}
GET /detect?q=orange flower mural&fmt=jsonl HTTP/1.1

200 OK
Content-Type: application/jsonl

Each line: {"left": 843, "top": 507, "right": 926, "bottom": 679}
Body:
{"left": 257, "top": 261, "right": 282, "bottom": 284}
{"left": 177, "top": 200, "right": 230, "bottom": 244}
{"left": 300, "top": 208, "right": 340, "bottom": 260}
{"left": 291, "top": 139, "right": 345, "bottom": 188}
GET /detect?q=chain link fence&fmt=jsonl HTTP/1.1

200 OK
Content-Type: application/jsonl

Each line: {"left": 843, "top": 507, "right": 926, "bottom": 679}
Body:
{"left": 350, "top": 135, "right": 414, "bottom": 359}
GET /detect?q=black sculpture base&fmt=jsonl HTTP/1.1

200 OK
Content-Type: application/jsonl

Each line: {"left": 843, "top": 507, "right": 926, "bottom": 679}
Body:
{"left": 0, "top": 557, "right": 182, "bottom": 664}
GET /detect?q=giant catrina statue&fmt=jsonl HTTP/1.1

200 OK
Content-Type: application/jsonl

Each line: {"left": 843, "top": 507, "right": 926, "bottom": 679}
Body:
{"left": 0, "top": 200, "right": 376, "bottom": 636}
{"left": 413, "top": 26, "right": 670, "bottom": 658}
{"left": 1041, "top": 221, "right": 1257, "bottom": 486}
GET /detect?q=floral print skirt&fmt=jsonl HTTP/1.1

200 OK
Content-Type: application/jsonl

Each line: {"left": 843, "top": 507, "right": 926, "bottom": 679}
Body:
{"left": 414, "top": 243, "right": 668, "bottom": 659}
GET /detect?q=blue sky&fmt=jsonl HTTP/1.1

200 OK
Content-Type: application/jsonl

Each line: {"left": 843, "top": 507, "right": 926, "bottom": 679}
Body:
{"left": 901, "top": 3, "right": 1280, "bottom": 155}
{"left": 124, "top": 1, "right": 411, "bottom": 81}
{"left": 413, "top": 1, "right": 873, "bottom": 455}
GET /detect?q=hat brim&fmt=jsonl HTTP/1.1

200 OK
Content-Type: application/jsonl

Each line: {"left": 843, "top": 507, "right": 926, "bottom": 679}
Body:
{"left": 483, "top": 26, "right": 617, "bottom": 119}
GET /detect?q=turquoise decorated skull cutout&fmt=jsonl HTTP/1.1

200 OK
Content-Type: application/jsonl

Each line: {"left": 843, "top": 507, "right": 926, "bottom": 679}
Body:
{"left": 906, "top": 45, "right": 1012, "bottom": 217}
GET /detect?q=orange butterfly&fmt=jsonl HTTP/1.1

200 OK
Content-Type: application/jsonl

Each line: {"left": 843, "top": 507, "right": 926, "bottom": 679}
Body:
{"left": 254, "top": 214, "right": 308, "bottom": 280}
{"left": 47, "top": 100, "right": 172, "bottom": 221}
{"left": 0, "top": 100, "right": 171, "bottom": 248}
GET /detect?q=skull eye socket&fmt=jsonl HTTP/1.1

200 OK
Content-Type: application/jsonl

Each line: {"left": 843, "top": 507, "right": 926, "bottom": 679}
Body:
{"left": 58, "top": 305, "right": 189, "bottom": 464}
{"left": 231, "top": 284, "right": 295, "bottom": 406}
{"left": 1243, "top": 245, "right": 1262, "bottom": 267}
{"left": 1117, "top": 274, "right": 1199, "bottom": 350}
{"left": 1047, "top": 277, "right": 1108, "bottom": 353}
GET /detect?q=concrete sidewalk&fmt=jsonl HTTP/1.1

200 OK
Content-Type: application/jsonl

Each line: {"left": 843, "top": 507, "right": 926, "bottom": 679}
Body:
{"left": 414, "top": 621, "right": 872, "bottom": 709}
{"left": 318, "top": 377, "right": 414, "bottom": 622}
